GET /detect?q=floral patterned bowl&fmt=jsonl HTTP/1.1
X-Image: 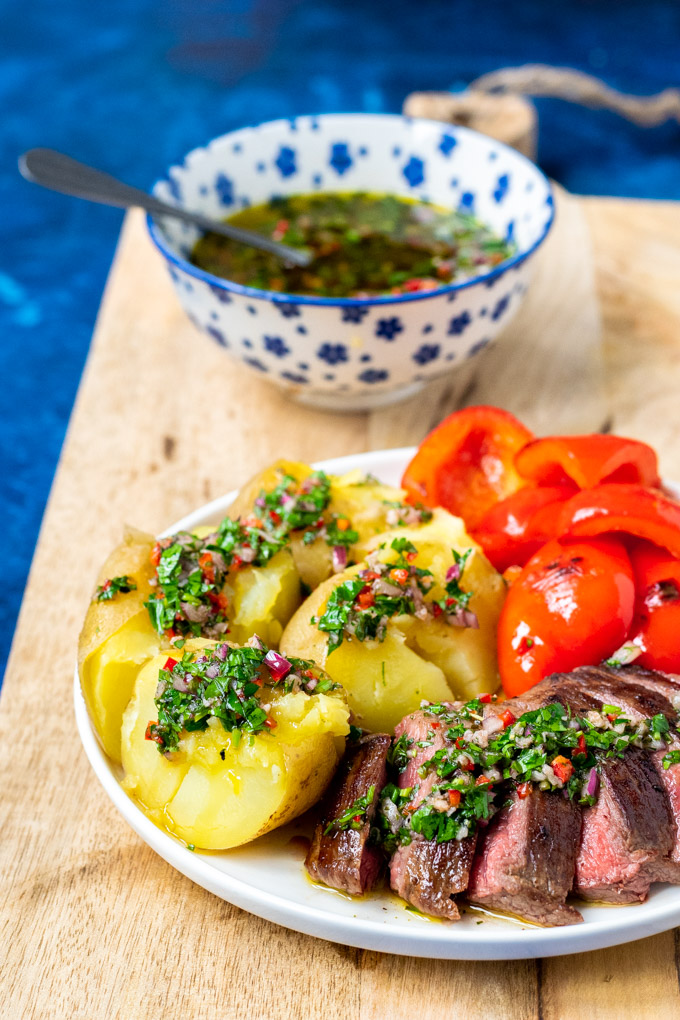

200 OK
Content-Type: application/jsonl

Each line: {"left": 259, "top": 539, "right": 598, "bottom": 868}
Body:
{"left": 147, "top": 114, "right": 554, "bottom": 411}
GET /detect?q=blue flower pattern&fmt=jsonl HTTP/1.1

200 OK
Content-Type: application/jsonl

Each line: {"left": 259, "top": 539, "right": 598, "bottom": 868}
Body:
{"left": 375, "top": 317, "right": 404, "bottom": 341}
{"left": 492, "top": 295, "right": 510, "bottom": 321}
{"left": 317, "top": 343, "right": 349, "bottom": 366}
{"left": 402, "top": 156, "right": 425, "bottom": 188}
{"left": 263, "top": 335, "right": 290, "bottom": 357}
{"left": 209, "top": 284, "right": 232, "bottom": 304}
{"left": 493, "top": 173, "right": 510, "bottom": 203}
{"left": 412, "top": 344, "right": 440, "bottom": 365}
{"left": 276, "top": 302, "right": 300, "bottom": 318}
{"left": 214, "top": 173, "right": 234, "bottom": 206}
{"left": 167, "top": 173, "right": 182, "bottom": 202}
{"left": 342, "top": 306, "right": 369, "bottom": 323}
{"left": 275, "top": 146, "right": 297, "bottom": 178}
{"left": 458, "top": 192, "right": 475, "bottom": 214}
{"left": 448, "top": 311, "right": 471, "bottom": 335}
{"left": 206, "top": 326, "right": 227, "bottom": 347}
{"left": 329, "top": 142, "right": 353, "bottom": 176}
{"left": 162, "top": 116, "right": 553, "bottom": 399}
{"left": 359, "top": 369, "right": 389, "bottom": 384}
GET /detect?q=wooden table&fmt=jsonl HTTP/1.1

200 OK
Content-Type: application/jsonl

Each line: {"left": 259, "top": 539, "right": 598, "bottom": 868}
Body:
{"left": 3, "top": 193, "right": 680, "bottom": 1019}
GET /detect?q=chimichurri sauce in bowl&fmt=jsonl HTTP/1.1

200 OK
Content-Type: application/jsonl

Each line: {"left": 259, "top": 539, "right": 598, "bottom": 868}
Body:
{"left": 190, "top": 192, "right": 515, "bottom": 298}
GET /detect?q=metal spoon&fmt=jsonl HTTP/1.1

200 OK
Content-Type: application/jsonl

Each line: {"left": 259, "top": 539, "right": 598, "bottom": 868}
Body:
{"left": 18, "top": 147, "right": 312, "bottom": 267}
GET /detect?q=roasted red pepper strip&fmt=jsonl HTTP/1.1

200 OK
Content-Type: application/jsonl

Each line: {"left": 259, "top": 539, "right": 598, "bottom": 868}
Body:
{"left": 401, "top": 406, "right": 533, "bottom": 529}
{"left": 498, "top": 537, "right": 635, "bottom": 698}
{"left": 628, "top": 542, "right": 680, "bottom": 672}
{"left": 515, "top": 434, "right": 660, "bottom": 490}
{"left": 473, "top": 485, "right": 574, "bottom": 572}
{"left": 557, "top": 484, "right": 680, "bottom": 559}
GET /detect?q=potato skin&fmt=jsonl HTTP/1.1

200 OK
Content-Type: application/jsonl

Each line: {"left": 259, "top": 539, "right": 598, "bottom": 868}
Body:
{"left": 79, "top": 528, "right": 303, "bottom": 760}
{"left": 78, "top": 528, "right": 159, "bottom": 762}
{"left": 226, "top": 461, "right": 413, "bottom": 591}
{"left": 281, "top": 509, "right": 506, "bottom": 731}
{"left": 120, "top": 646, "right": 350, "bottom": 849}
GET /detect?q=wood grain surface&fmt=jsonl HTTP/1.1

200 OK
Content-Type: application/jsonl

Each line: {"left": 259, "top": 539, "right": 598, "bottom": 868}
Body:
{"left": 2, "top": 190, "right": 680, "bottom": 1019}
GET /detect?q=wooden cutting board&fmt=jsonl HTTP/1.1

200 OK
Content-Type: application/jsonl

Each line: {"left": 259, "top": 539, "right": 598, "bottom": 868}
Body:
{"left": 3, "top": 188, "right": 680, "bottom": 1020}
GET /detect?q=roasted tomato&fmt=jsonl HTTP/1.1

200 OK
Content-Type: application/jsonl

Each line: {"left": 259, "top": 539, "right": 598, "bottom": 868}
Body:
{"left": 628, "top": 543, "right": 680, "bottom": 673}
{"left": 515, "top": 434, "right": 659, "bottom": 490}
{"left": 557, "top": 484, "right": 680, "bottom": 559}
{"left": 473, "top": 486, "right": 574, "bottom": 572}
{"left": 498, "top": 537, "right": 635, "bottom": 697}
{"left": 401, "top": 406, "right": 533, "bottom": 529}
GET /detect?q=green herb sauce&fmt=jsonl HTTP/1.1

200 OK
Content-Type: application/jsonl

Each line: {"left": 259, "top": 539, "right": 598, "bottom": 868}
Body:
{"left": 190, "top": 192, "right": 514, "bottom": 298}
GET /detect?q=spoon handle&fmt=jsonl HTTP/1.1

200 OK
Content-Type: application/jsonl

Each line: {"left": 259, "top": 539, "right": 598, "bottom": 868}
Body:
{"left": 18, "top": 148, "right": 311, "bottom": 267}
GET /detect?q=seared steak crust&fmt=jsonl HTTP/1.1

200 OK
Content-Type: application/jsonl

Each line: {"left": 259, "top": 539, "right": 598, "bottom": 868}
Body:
{"left": 389, "top": 707, "right": 476, "bottom": 919}
{"left": 390, "top": 835, "right": 477, "bottom": 920}
{"left": 467, "top": 789, "right": 583, "bottom": 926}
{"left": 574, "top": 748, "right": 675, "bottom": 901}
{"left": 305, "top": 733, "right": 391, "bottom": 895}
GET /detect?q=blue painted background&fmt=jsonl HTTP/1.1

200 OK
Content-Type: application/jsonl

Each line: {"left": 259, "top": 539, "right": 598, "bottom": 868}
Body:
{"left": 3, "top": 0, "right": 680, "bottom": 681}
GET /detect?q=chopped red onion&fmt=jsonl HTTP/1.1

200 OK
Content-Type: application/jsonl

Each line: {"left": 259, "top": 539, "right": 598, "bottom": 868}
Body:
{"left": 264, "top": 649, "right": 292, "bottom": 681}
{"left": 254, "top": 496, "right": 266, "bottom": 508}
{"left": 172, "top": 673, "right": 191, "bottom": 692}
{"left": 332, "top": 545, "right": 347, "bottom": 572}
{"left": 238, "top": 545, "right": 256, "bottom": 563}
{"left": 586, "top": 767, "right": 599, "bottom": 798}
{"left": 205, "top": 663, "right": 220, "bottom": 679}
{"left": 445, "top": 563, "right": 461, "bottom": 582}
{"left": 305, "top": 677, "right": 318, "bottom": 691}
{"left": 215, "top": 643, "right": 229, "bottom": 660}
{"left": 246, "top": 634, "right": 266, "bottom": 651}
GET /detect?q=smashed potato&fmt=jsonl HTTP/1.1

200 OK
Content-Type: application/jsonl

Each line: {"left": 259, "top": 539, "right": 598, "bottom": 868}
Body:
{"left": 121, "top": 642, "right": 350, "bottom": 849}
{"left": 281, "top": 509, "right": 506, "bottom": 731}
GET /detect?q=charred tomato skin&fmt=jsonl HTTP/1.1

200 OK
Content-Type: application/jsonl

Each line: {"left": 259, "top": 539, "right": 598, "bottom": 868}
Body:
{"left": 629, "top": 542, "right": 680, "bottom": 673}
{"left": 498, "top": 537, "right": 636, "bottom": 697}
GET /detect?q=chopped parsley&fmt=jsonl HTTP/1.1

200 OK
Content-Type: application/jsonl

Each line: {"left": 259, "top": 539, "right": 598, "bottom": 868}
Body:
{"left": 314, "top": 539, "right": 475, "bottom": 653}
{"left": 388, "top": 733, "right": 414, "bottom": 772}
{"left": 376, "top": 698, "right": 680, "bottom": 848}
{"left": 145, "top": 643, "right": 340, "bottom": 754}
{"left": 324, "top": 785, "right": 376, "bottom": 835}
{"left": 95, "top": 575, "right": 137, "bottom": 601}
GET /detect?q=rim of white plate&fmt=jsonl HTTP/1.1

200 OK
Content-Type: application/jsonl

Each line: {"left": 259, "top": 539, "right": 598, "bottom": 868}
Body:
{"left": 73, "top": 447, "right": 680, "bottom": 959}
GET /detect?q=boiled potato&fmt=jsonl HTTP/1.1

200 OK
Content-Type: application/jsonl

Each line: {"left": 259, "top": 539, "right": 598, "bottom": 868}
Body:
{"left": 366, "top": 511, "right": 506, "bottom": 701}
{"left": 223, "top": 549, "right": 301, "bottom": 647}
{"left": 78, "top": 527, "right": 159, "bottom": 761}
{"left": 121, "top": 643, "right": 350, "bottom": 849}
{"left": 281, "top": 509, "right": 506, "bottom": 730}
{"left": 79, "top": 527, "right": 303, "bottom": 761}
{"left": 227, "top": 460, "right": 424, "bottom": 590}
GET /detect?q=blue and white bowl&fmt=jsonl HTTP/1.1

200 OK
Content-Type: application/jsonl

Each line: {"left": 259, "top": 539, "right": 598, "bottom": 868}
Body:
{"left": 148, "top": 114, "right": 554, "bottom": 411}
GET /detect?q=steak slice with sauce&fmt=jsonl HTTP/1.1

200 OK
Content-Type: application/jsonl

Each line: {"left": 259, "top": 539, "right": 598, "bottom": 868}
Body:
{"left": 544, "top": 666, "right": 680, "bottom": 890}
{"left": 305, "top": 733, "right": 391, "bottom": 895}
{"left": 388, "top": 707, "right": 477, "bottom": 920}
{"left": 510, "top": 666, "right": 679, "bottom": 901}
{"left": 467, "top": 788, "right": 583, "bottom": 926}
{"left": 465, "top": 673, "right": 615, "bottom": 923}
{"left": 573, "top": 747, "right": 675, "bottom": 901}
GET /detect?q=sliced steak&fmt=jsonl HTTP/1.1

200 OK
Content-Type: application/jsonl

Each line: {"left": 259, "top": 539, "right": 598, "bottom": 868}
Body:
{"left": 510, "top": 666, "right": 680, "bottom": 898}
{"left": 614, "top": 668, "right": 680, "bottom": 867}
{"left": 305, "top": 733, "right": 391, "bottom": 895}
{"left": 573, "top": 747, "right": 675, "bottom": 901}
{"left": 550, "top": 666, "right": 680, "bottom": 886}
{"left": 388, "top": 708, "right": 476, "bottom": 920}
{"left": 390, "top": 836, "right": 478, "bottom": 920}
{"left": 467, "top": 788, "right": 583, "bottom": 926}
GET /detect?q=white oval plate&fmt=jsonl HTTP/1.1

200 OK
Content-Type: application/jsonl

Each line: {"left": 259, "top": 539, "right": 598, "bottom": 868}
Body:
{"left": 74, "top": 447, "right": 680, "bottom": 959}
